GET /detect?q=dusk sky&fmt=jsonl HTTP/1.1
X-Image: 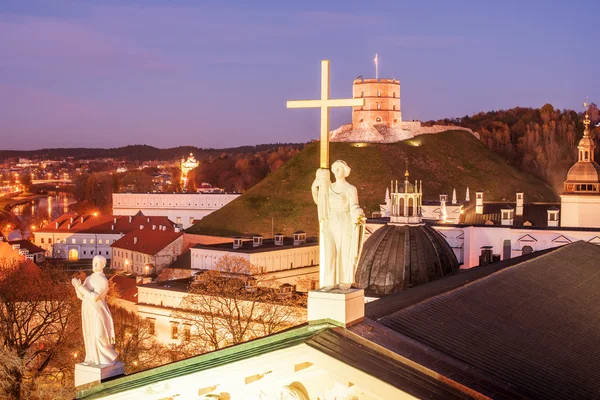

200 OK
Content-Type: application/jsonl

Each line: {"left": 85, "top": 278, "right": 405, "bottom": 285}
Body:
{"left": 1, "top": 0, "right": 598, "bottom": 150}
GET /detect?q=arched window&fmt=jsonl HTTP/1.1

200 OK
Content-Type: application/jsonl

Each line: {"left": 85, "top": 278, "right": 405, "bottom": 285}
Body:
{"left": 361, "top": 91, "right": 364, "bottom": 97}
{"left": 377, "top": 103, "right": 381, "bottom": 110}
{"left": 393, "top": 92, "right": 396, "bottom": 97}
{"left": 408, "top": 198, "right": 414, "bottom": 216}
{"left": 393, "top": 105, "right": 396, "bottom": 110}
{"left": 376, "top": 117, "right": 382, "bottom": 123}
{"left": 399, "top": 197, "right": 405, "bottom": 216}
{"left": 377, "top": 90, "right": 381, "bottom": 97}
{"left": 522, "top": 245, "right": 533, "bottom": 255}
{"left": 585, "top": 151, "right": 589, "bottom": 161}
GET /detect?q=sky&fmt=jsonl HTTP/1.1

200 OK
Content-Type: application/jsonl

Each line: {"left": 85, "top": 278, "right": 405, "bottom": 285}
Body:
{"left": 0, "top": 0, "right": 598, "bottom": 150}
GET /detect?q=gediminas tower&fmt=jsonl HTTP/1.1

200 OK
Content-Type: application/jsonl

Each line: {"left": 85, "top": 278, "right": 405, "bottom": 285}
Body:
{"left": 352, "top": 78, "right": 402, "bottom": 129}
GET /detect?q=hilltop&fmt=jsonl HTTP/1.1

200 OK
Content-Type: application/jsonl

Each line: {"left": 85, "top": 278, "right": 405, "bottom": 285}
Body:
{"left": 187, "top": 130, "right": 558, "bottom": 237}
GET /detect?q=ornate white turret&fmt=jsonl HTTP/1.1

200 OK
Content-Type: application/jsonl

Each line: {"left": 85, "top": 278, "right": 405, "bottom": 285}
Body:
{"left": 389, "top": 167, "right": 423, "bottom": 225}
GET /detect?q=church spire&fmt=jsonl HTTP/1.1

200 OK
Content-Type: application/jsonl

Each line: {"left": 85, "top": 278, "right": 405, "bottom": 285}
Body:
{"left": 583, "top": 97, "right": 591, "bottom": 138}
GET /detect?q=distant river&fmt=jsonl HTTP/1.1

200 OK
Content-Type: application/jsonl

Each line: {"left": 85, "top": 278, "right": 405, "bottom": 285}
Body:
{"left": 8, "top": 191, "right": 76, "bottom": 240}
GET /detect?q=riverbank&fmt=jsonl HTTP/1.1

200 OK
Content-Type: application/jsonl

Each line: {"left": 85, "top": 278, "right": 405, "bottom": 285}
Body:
{"left": 0, "top": 192, "right": 49, "bottom": 212}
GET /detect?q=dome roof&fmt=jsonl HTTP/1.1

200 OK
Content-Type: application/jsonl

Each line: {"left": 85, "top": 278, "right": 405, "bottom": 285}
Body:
{"left": 566, "top": 161, "right": 600, "bottom": 183}
{"left": 356, "top": 224, "right": 459, "bottom": 297}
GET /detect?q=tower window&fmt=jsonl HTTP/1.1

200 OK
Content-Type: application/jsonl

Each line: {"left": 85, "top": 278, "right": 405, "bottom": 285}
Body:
{"left": 361, "top": 91, "right": 364, "bottom": 97}
{"left": 377, "top": 103, "right": 381, "bottom": 110}
{"left": 585, "top": 151, "right": 589, "bottom": 161}
{"left": 393, "top": 105, "right": 396, "bottom": 110}
{"left": 393, "top": 92, "right": 396, "bottom": 97}
{"left": 377, "top": 90, "right": 381, "bottom": 97}
{"left": 376, "top": 117, "right": 382, "bottom": 123}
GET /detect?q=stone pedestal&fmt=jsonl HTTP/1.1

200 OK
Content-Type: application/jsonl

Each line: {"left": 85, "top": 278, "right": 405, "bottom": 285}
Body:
{"left": 308, "top": 288, "right": 365, "bottom": 327}
{"left": 75, "top": 362, "right": 124, "bottom": 389}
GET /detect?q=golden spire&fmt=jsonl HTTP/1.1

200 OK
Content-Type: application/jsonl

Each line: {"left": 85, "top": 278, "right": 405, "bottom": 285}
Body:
{"left": 584, "top": 97, "right": 591, "bottom": 137}
{"left": 404, "top": 160, "right": 409, "bottom": 179}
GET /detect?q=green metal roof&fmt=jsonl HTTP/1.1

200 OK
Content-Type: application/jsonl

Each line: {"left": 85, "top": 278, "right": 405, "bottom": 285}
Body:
{"left": 78, "top": 322, "right": 332, "bottom": 399}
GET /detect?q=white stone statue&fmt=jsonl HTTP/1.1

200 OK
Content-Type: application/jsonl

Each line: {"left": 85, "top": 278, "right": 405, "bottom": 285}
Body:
{"left": 71, "top": 255, "right": 118, "bottom": 366}
{"left": 312, "top": 160, "right": 365, "bottom": 290}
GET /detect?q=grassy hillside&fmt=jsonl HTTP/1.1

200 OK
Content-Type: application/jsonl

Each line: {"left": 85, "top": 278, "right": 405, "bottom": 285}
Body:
{"left": 187, "top": 131, "right": 558, "bottom": 237}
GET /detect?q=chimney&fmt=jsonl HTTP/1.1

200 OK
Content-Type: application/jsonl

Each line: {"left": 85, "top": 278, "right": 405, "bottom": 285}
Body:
{"left": 67, "top": 223, "right": 72, "bottom": 230}
{"left": 113, "top": 217, "right": 117, "bottom": 224}
{"left": 475, "top": 191, "right": 484, "bottom": 215}
{"left": 129, "top": 216, "right": 133, "bottom": 223}
{"left": 70, "top": 217, "right": 74, "bottom": 224}
{"left": 55, "top": 222, "right": 59, "bottom": 229}
{"left": 516, "top": 192, "right": 524, "bottom": 216}
{"left": 111, "top": 225, "right": 115, "bottom": 231}
{"left": 152, "top": 225, "right": 156, "bottom": 230}
{"left": 134, "top": 237, "right": 138, "bottom": 244}
{"left": 80, "top": 217, "right": 84, "bottom": 223}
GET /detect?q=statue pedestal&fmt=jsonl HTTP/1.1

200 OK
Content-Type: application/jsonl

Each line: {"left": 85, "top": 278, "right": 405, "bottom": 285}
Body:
{"left": 75, "top": 362, "right": 124, "bottom": 389}
{"left": 308, "top": 288, "right": 364, "bottom": 327}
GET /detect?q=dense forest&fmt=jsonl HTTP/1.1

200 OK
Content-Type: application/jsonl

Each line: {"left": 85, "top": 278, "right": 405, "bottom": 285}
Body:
{"left": 429, "top": 103, "right": 599, "bottom": 191}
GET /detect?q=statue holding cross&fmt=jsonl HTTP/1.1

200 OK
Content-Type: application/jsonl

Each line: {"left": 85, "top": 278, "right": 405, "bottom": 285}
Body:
{"left": 287, "top": 60, "right": 366, "bottom": 290}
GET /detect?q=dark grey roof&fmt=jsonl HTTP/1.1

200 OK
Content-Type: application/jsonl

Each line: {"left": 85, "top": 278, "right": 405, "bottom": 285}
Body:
{"left": 356, "top": 224, "right": 459, "bottom": 297}
{"left": 459, "top": 201, "right": 561, "bottom": 226}
{"left": 8, "top": 240, "right": 45, "bottom": 254}
{"left": 373, "top": 241, "right": 600, "bottom": 400}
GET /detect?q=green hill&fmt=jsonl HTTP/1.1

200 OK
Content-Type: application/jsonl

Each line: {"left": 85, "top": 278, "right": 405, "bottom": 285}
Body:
{"left": 187, "top": 131, "right": 558, "bottom": 237}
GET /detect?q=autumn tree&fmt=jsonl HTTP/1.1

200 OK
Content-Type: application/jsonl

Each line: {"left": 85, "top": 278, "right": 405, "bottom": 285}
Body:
{"left": 0, "top": 260, "right": 79, "bottom": 399}
{"left": 172, "top": 255, "right": 306, "bottom": 352}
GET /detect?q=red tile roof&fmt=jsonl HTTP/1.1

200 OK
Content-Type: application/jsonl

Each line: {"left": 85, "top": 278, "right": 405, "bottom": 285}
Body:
{"left": 110, "top": 274, "right": 138, "bottom": 304}
{"left": 36, "top": 213, "right": 175, "bottom": 235}
{"left": 111, "top": 230, "right": 183, "bottom": 256}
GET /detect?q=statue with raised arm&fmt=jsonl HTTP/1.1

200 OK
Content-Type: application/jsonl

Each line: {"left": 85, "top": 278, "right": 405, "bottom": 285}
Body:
{"left": 71, "top": 255, "right": 118, "bottom": 366}
{"left": 312, "top": 160, "right": 365, "bottom": 290}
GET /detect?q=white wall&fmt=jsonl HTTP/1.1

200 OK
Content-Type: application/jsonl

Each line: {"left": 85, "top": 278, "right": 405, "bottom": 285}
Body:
{"left": 561, "top": 194, "right": 600, "bottom": 228}
{"left": 189, "top": 245, "right": 319, "bottom": 273}
{"left": 34, "top": 232, "right": 122, "bottom": 260}
{"left": 112, "top": 193, "right": 240, "bottom": 228}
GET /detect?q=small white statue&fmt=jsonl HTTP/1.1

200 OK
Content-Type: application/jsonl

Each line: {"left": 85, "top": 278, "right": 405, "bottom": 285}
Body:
{"left": 71, "top": 255, "right": 118, "bottom": 366}
{"left": 312, "top": 160, "right": 365, "bottom": 290}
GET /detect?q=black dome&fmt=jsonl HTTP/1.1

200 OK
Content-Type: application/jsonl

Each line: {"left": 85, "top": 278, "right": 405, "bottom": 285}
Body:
{"left": 356, "top": 224, "right": 459, "bottom": 297}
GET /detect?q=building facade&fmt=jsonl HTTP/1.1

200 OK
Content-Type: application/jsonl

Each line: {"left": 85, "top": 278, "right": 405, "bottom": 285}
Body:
{"left": 111, "top": 230, "right": 183, "bottom": 275}
{"left": 34, "top": 213, "right": 176, "bottom": 261}
{"left": 112, "top": 192, "right": 239, "bottom": 229}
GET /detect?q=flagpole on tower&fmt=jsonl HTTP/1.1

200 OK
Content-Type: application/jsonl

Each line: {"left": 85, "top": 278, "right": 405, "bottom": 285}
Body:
{"left": 374, "top": 53, "right": 378, "bottom": 80}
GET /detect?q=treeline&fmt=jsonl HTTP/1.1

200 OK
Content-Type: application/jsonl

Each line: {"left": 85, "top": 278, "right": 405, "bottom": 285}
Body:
{"left": 429, "top": 104, "right": 599, "bottom": 191}
{"left": 186, "top": 145, "right": 302, "bottom": 192}
{"left": 0, "top": 143, "right": 305, "bottom": 163}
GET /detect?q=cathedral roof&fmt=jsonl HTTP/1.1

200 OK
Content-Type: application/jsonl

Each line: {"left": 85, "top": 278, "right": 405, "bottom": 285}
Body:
{"left": 355, "top": 224, "right": 459, "bottom": 297}
{"left": 366, "top": 241, "right": 600, "bottom": 400}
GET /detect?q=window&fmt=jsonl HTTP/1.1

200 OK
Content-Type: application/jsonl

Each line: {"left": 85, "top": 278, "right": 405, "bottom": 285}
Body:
{"left": 393, "top": 92, "right": 396, "bottom": 97}
{"left": 393, "top": 105, "right": 396, "bottom": 110}
{"left": 377, "top": 103, "right": 381, "bottom": 110}
{"left": 183, "top": 325, "right": 191, "bottom": 341}
{"left": 106, "top": 240, "right": 110, "bottom": 245}
{"left": 106, "top": 251, "right": 109, "bottom": 255}
{"left": 83, "top": 239, "right": 87, "bottom": 244}
{"left": 176, "top": 217, "right": 181, "bottom": 224}
{"left": 71, "top": 239, "right": 76, "bottom": 244}
{"left": 189, "top": 217, "right": 194, "bottom": 224}
{"left": 361, "top": 90, "right": 364, "bottom": 97}
{"left": 171, "top": 323, "right": 179, "bottom": 339}
{"left": 48, "top": 238, "right": 52, "bottom": 244}
{"left": 41, "top": 238, "right": 45, "bottom": 244}
{"left": 147, "top": 319, "right": 156, "bottom": 335}
{"left": 90, "top": 239, "right": 95, "bottom": 244}
{"left": 585, "top": 151, "right": 589, "bottom": 161}
{"left": 376, "top": 117, "right": 382, "bottom": 122}
{"left": 377, "top": 90, "right": 381, "bottom": 97}
{"left": 83, "top": 251, "right": 87, "bottom": 255}
{"left": 91, "top": 250, "right": 94, "bottom": 255}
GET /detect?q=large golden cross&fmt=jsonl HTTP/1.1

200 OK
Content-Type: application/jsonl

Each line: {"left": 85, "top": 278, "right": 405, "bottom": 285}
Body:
{"left": 287, "top": 60, "right": 365, "bottom": 169}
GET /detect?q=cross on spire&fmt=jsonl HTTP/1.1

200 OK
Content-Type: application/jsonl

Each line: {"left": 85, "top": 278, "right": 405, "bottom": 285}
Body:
{"left": 287, "top": 60, "right": 365, "bottom": 169}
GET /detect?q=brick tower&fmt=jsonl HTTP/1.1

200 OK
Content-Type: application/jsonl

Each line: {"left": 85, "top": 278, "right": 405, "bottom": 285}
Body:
{"left": 352, "top": 78, "right": 401, "bottom": 129}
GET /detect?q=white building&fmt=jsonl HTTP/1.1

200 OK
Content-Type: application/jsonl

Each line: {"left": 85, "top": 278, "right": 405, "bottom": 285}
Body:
{"left": 112, "top": 192, "right": 240, "bottom": 229}
{"left": 34, "top": 213, "right": 176, "bottom": 261}
{"left": 111, "top": 230, "right": 183, "bottom": 275}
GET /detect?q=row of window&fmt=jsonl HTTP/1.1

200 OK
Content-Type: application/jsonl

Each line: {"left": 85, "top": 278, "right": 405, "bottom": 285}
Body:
{"left": 82, "top": 250, "right": 110, "bottom": 256}
{"left": 40, "top": 237, "right": 114, "bottom": 245}
{"left": 575, "top": 184, "right": 598, "bottom": 192}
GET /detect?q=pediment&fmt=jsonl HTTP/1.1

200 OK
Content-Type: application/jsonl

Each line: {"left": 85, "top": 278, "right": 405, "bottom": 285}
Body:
{"left": 517, "top": 234, "right": 537, "bottom": 242}
{"left": 552, "top": 235, "right": 571, "bottom": 244}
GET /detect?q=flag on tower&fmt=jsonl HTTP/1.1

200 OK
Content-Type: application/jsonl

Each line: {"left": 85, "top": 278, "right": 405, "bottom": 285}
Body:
{"left": 374, "top": 53, "right": 378, "bottom": 65}
{"left": 374, "top": 53, "right": 379, "bottom": 80}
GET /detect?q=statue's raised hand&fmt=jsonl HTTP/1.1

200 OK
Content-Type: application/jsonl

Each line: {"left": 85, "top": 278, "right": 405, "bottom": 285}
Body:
{"left": 71, "top": 277, "right": 82, "bottom": 288}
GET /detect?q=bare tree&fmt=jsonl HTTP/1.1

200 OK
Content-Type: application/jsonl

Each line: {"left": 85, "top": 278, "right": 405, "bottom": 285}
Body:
{"left": 172, "top": 256, "right": 306, "bottom": 352}
{"left": 0, "top": 260, "right": 79, "bottom": 399}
